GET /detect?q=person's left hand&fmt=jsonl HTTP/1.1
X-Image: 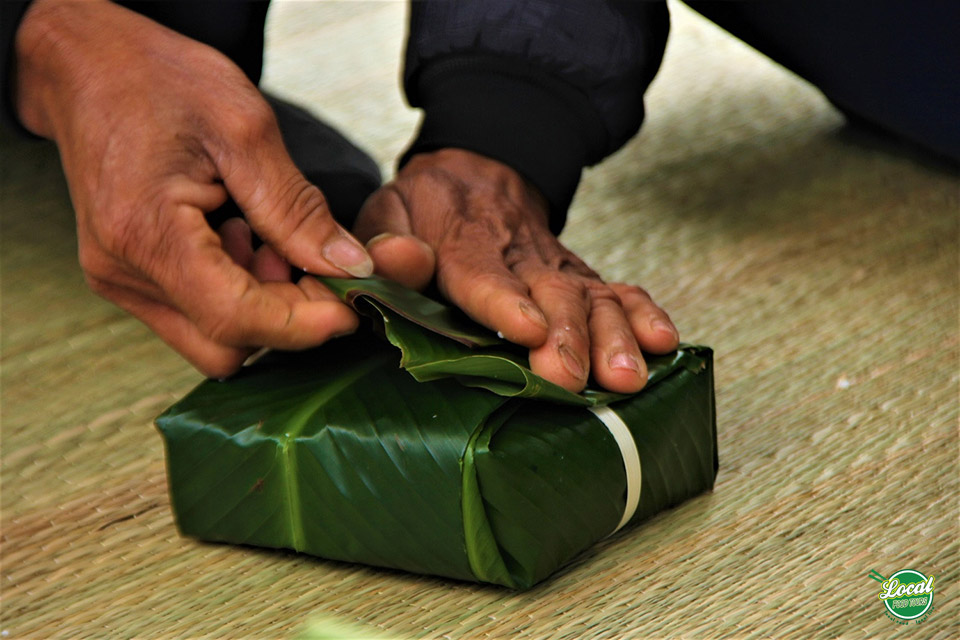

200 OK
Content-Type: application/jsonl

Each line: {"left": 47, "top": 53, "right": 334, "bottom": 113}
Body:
{"left": 354, "top": 148, "right": 679, "bottom": 394}
{"left": 13, "top": 0, "right": 375, "bottom": 377}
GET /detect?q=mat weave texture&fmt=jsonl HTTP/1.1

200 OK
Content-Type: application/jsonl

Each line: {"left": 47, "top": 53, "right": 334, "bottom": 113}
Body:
{"left": 2, "top": 2, "right": 958, "bottom": 638}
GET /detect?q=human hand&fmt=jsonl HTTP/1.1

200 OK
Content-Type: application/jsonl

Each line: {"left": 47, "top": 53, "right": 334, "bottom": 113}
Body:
{"left": 14, "top": 0, "right": 373, "bottom": 377}
{"left": 354, "top": 149, "right": 679, "bottom": 393}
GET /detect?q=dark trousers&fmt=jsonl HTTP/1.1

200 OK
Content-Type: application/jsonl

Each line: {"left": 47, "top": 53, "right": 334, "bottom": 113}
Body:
{"left": 686, "top": 1, "right": 959, "bottom": 161}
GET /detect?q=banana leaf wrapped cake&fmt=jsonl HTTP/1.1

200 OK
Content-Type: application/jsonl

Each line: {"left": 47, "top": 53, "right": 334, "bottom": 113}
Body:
{"left": 156, "top": 278, "right": 717, "bottom": 589}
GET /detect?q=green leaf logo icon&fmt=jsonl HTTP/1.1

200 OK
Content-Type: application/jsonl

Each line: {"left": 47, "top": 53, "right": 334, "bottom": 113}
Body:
{"left": 877, "top": 569, "right": 935, "bottom": 621}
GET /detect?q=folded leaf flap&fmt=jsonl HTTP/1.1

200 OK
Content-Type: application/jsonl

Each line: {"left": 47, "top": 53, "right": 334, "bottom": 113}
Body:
{"left": 460, "top": 400, "right": 625, "bottom": 589}
{"left": 460, "top": 403, "right": 521, "bottom": 588}
{"left": 321, "top": 277, "right": 705, "bottom": 407}
{"left": 320, "top": 277, "right": 502, "bottom": 347}
{"left": 369, "top": 299, "right": 606, "bottom": 406}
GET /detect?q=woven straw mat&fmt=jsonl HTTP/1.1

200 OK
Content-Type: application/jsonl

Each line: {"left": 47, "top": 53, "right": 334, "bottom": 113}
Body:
{"left": 2, "top": 2, "right": 957, "bottom": 638}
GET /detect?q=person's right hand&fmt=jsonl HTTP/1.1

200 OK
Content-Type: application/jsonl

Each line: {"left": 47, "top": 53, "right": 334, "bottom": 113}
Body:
{"left": 356, "top": 149, "right": 680, "bottom": 394}
{"left": 14, "top": 0, "right": 375, "bottom": 377}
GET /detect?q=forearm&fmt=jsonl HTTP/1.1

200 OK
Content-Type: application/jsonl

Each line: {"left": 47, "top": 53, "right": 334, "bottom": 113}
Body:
{"left": 4, "top": 0, "right": 107, "bottom": 137}
{"left": 9, "top": 0, "right": 270, "bottom": 139}
{"left": 12, "top": 0, "right": 97, "bottom": 139}
{"left": 13, "top": 0, "right": 199, "bottom": 140}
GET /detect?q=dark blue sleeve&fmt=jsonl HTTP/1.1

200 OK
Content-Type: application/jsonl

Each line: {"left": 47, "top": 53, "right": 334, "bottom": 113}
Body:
{"left": 401, "top": 0, "right": 669, "bottom": 232}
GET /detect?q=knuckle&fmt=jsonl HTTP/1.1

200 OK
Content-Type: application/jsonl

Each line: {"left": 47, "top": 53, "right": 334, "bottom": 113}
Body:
{"left": 557, "top": 252, "right": 598, "bottom": 278}
{"left": 611, "top": 282, "right": 651, "bottom": 300}
{"left": 193, "top": 283, "right": 251, "bottom": 344}
{"left": 152, "top": 181, "right": 188, "bottom": 215}
{"left": 276, "top": 180, "right": 331, "bottom": 239}
{"left": 464, "top": 271, "right": 525, "bottom": 301}
{"left": 463, "top": 215, "right": 514, "bottom": 254}
{"left": 198, "top": 47, "right": 247, "bottom": 80}
{"left": 405, "top": 167, "right": 473, "bottom": 222}
{"left": 197, "top": 307, "right": 242, "bottom": 345}
{"left": 586, "top": 280, "right": 623, "bottom": 307}
{"left": 411, "top": 167, "right": 462, "bottom": 199}
{"left": 531, "top": 270, "right": 587, "bottom": 301}
{"left": 223, "top": 99, "right": 278, "bottom": 146}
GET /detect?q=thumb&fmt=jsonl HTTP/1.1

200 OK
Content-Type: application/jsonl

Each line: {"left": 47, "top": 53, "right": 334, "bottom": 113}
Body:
{"left": 214, "top": 103, "right": 373, "bottom": 277}
{"left": 354, "top": 186, "right": 435, "bottom": 291}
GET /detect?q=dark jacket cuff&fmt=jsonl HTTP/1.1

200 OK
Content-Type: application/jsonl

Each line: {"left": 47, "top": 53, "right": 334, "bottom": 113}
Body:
{"left": 401, "top": 57, "right": 606, "bottom": 235}
{"left": 1, "top": 0, "right": 35, "bottom": 136}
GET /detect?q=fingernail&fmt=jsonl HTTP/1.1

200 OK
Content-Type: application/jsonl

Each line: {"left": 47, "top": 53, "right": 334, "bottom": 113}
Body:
{"left": 519, "top": 300, "right": 548, "bottom": 329}
{"left": 609, "top": 352, "right": 641, "bottom": 372}
{"left": 652, "top": 319, "right": 678, "bottom": 339}
{"left": 365, "top": 232, "right": 396, "bottom": 249}
{"left": 559, "top": 344, "right": 586, "bottom": 380}
{"left": 322, "top": 235, "right": 373, "bottom": 277}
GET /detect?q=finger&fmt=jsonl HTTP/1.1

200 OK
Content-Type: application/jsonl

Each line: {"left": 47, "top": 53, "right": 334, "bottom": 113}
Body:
{"left": 217, "top": 217, "right": 254, "bottom": 269}
{"left": 211, "top": 100, "right": 373, "bottom": 277}
{"left": 229, "top": 284, "right": 359, "bottom": 348}
{"left": 239, "top": 276, "right": 359, "bottom": 339}
{"left": 367, "top": 233, "right": 436, "bottom": 291}
{"left": 151, "top": 205, "right": 360, "bottom": 349}
{"left": 254, "top": 277, "right": 339, "bottom": 308}
{"left": 251, "top": 244, "right": 292, "bottom": 283}
{"left": 438, "top": 249, "right": 549, "bottom": 348}
{"left": 170, "top": 178, "right": 230, "bottom": 213}
{"left": 587, "top": 288, "right": 649, "bottom": 393}
{"left": 355, "top": 187, "right": 435, "bottom": 290}
{"left": 353, "top": 185, "right": 413, "bottom": 240}
{"left": 610, "top": 282, "right": 680, "bottom": 354}
{"left": 90, "top": 278, "right": 252, "bottom": 378}
{"left": 215, "top": 217, "right": 292, "bottom": 283}
{"left": 296, "top": 275, "right": 344, "bottom": 303}
{"left": 526, "top": 273, "right": 592, "bottom": 392}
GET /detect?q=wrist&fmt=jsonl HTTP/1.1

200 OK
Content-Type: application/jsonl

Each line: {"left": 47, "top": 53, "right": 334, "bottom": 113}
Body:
{"left": 13, "top": 0, "right": 110, "bottom": 138}
{"left": 401, "top": 57, "right": 602, "bottom": 234}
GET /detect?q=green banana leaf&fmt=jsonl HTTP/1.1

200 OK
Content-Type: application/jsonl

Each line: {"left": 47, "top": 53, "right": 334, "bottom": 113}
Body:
{"left": 319, "top": 277, "right": 695, "bottom": 406}
{"left": 156, "top": 278, "right": 717, "bottom": 589}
